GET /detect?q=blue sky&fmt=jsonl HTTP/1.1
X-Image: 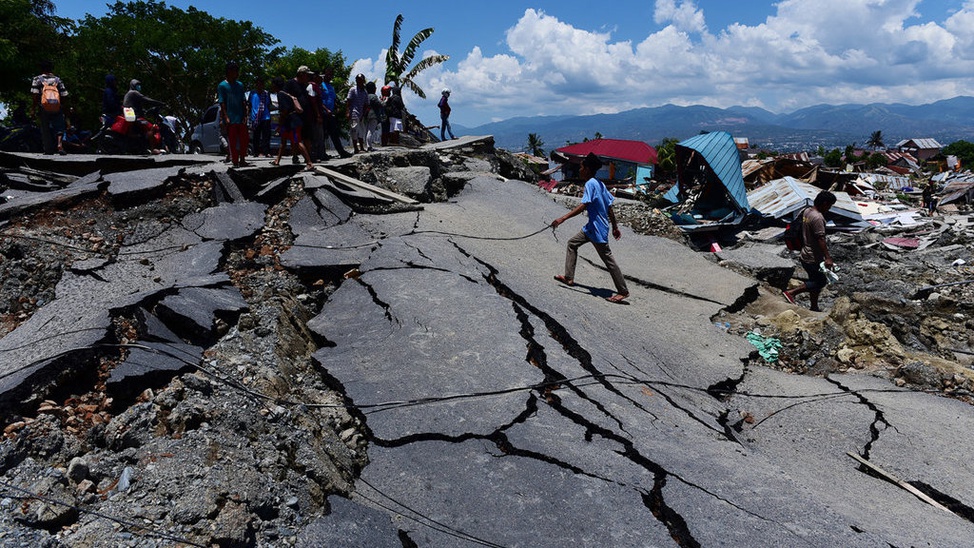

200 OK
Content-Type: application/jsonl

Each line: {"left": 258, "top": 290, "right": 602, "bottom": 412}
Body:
{"left": 52, "top": 1, "right": 973, "bottom": 127}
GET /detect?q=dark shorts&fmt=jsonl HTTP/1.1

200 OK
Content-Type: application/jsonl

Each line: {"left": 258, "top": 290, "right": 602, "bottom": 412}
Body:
{"left": 801, "top": 261, "right": 828, "bottom": 291}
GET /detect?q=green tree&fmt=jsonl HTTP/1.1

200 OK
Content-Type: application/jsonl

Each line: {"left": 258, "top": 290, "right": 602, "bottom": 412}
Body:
{"left": 384, "top": 13, "right": 449, "bottom": 99}
{"left": 867, "top": 130, "right": 885, "bottom": 150}
{"left": 594, "top": 131, "right": 603, "bottom": 140}
{"left": 865, "top": 152, "right": 887, "bottom": 169}
{"left": 0, "top": 0, "right": 72, "bottom": 105}
{"left": 527, "top": 133, "right": 545, "bottom": 158}
{"left": 68, "top": 1, "right": 280, "bottom": 129}
{"left": 843, "top": 144, "right": 858, "bottom": 165}
{"left": 943, "top": 140, "right": 974, "bottom": 170}
{"left": 655, "top": 137, "right": 679, "bottom": 179}
{"left": 823, "top": 148, "right": 842, "bottom": 167}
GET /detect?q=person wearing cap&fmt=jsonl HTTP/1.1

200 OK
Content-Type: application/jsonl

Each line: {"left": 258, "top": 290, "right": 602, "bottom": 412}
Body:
{"left": 438, "top": 88, "right": 456, "bottom": 141}
{"left": 346, "top": 73, "right": 369, "bottom": 154}
{"left": 285, "top": 66, "right": 314, "bottom": 163}
{"left": 551, "top": 152, "right": 630, "bottom": 303}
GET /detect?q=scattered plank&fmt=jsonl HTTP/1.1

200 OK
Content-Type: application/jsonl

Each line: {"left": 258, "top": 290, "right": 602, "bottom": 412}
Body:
{"left": 314, "top": 166, "right": 418, "bottom": 205}
{"left": 846, "top": 452, "right": 952, "bottom": 513}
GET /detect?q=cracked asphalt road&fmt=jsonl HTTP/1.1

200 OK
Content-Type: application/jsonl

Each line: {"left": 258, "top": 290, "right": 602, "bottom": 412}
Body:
{"left": 310, "top": 176, "right": 974, "bottom": 546}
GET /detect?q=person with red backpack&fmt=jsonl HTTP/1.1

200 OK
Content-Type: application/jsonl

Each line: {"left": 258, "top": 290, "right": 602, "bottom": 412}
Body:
{"left": 30, "top": 60, "right": 69, "bottom": 155}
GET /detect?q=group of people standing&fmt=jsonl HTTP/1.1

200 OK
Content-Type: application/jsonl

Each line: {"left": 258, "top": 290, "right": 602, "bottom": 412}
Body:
{"left": 218, "top": 64, "right": 411, "bottom": 171}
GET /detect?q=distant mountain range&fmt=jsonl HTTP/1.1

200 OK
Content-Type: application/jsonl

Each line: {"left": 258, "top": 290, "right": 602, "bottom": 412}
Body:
{"left": 455, "top": 96, "right": 974, "bottom": 154}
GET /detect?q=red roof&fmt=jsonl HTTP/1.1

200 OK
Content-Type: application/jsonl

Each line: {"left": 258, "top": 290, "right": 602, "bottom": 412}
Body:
{"left": 556, "top": 139, "right": 657, "bottom": 165}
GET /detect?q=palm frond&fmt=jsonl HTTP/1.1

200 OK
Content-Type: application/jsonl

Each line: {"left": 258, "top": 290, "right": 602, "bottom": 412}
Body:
{"left": 389, "top": 14, "right": 404, "bottom": 57}
{"left": 401, "top": 28, "right": 434, "bottom": 69}
{"left": 402, "top": 79, "right": 426, "bottom": 99}
{"left": 402, "top": 54, "right": 449, "bottom": 82}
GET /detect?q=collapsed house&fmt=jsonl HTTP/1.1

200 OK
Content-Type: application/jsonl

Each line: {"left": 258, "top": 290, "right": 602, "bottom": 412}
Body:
{"left": 663, "top": 131, "right": 751, "bottom": 233}
{"left": 746, "top": 176, "right": 867, "bottom": 230}
{"left": 551, "top": 138, "right": 658, "bottom": 191}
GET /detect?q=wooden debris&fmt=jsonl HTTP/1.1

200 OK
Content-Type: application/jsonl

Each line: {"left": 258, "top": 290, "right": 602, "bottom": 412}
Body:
{"left": 314, "top": 166, "right": 419, "bottom": 205}
{"left": 846, "top": 452, "right": 952, "bottom": 513}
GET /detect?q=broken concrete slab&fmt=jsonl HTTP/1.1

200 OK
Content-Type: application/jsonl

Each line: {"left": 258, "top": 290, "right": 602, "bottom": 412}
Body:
{"left": 295, "top": 497, "right": 400, "bottom": 548}
{"left": 311, "top": 189, "right": 353, "bottom": 226}
{"left": 380, "top": 166, "right": 431, "bottom": 198}
{"left": 716, "top": 243, "right": 797, "bottom": 289}
{"left": 0, "top": 177, "right": 106, "bottom": 221}
{"left": 107, "top": 341, "right": 202, "bottom": 392}
{"left": 155, "top": 286, "right": 248, "bottom": 343}
{"left": 103, "top": 166, "right": 185, "bottom": 204}
{"left": 280, "top": 220, "right": 376, "bottom": 273}
{"left": 182, "top": 202, "right": 267, "bottom": 242}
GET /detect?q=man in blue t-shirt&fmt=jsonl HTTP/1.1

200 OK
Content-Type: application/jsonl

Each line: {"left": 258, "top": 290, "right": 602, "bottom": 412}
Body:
{"left": 551, "top": 153, "right": 630, "bottom": 303}
{"left": 217, "top": 61, "right": 249, "bottom": 166}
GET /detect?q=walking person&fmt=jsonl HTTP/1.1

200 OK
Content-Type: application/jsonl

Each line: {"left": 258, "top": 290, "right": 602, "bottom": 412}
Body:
{"left": 783, "top": 191, "right": 837, "bottom": 312}
{"left": 30, "top": 60, "right": 69, "bottom": 155}
{"left": 346, "top": 73, "right": 368, "bottom": 154}
{"left": 217, "top": 61, "right": 249, "bottom": 167}
{"left": 551, "top": 153, "right": 630, "bottom": 304}
{"left": 438, "top": 88, "right": 456, "bottom": 141}
{"left": 270, "top": 77, "right": 313, "bottom": 171}
{"left": 285, "top": 66, "right": 314, "bottom": 164}
{"left": 249, "top": 78, "right": 272, "bottom": 157}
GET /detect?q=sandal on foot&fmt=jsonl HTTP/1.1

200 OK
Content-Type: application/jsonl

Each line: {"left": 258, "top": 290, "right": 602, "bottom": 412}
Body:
{"left": 270, "top": 160, "right": 280, "bottom": 166}
{"left": 303, "top": 164, "right": 316, "bottom": 172}
{"left": 606, "top": 293, "right": 629, "bottom": 304}
{"left": 553, "top": 275, "right": 574, "bottom": 286}
{"left": 782, "top": 291, "right": 796, "bottom": 305}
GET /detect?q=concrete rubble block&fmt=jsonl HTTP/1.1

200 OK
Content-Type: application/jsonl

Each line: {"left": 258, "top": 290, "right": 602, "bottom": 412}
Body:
{"left": 155, "top": 286, "right": 248, "bottom": 343}
{"left": 715, "top": 243, "right": 797, "bottom": 289}
{"left": 279, "top": 221, "right": 376, "bottom": 273}
{"left": 102, "top": 166, "right": 185, "bottom": 204}
{"left": 381, "top": 166, "right": 432, "bottom": 198}
{"left": 254, "top": 175, "right": 293, "bottom": 203}
{"left": 323, "top": 180, "right": 394, "bottom": 206}
{"left": 288, "top": 195, "right": 333, "bottom": 235}
{"left": 107, "top": 340, "right": 203, "bottom": 392}
{"left": 135, "top": 306, "right": 182, "bottom": 342}
{"left": 0, "top": 178, "right": 106, "bottom": 221}
{"left": 182, "top": 201, "right": 267, "bottom": 241}
{"left": 295, "top": 496, "right": 401, "bottom": 548}
{"left": 212, "top": 171, "right": 245, "bottom": 203}
{"left": 311, "top": 189, "right": 353, "bottom": 225}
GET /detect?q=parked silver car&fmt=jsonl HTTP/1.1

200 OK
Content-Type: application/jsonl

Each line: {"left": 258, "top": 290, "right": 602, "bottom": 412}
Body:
{"left": 188, "top": 96, "right": 281, "bottom": 155}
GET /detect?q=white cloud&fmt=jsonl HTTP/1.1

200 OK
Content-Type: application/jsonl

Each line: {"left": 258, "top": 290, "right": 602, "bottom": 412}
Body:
{"left": 654, "top": 0, "right": 707, "bottom": 34}
{"left": 355, "top": 1, "right": 974, "bottom": 126}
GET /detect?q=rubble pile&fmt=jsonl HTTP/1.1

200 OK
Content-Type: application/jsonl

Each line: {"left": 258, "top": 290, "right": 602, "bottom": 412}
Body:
{"left": 721, "top": 206, "right": 974, "bottom": 401}
{"left": 0, "top": 139, "right": 521, "bottom": 547}
{"left": 2, "top": 138, "right": 973, "bottom": 545}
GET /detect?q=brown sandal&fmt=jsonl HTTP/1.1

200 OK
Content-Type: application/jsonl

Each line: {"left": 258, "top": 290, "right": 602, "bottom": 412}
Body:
{"left": 553, "top": 275, "right": 574, "bottom": 286}
{"left": 606, "top": 293, "right": 629, "bottom": 304}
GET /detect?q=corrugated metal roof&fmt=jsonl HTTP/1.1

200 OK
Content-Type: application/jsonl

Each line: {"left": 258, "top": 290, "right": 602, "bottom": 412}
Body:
{"left": 555, "top": 139, "right": 657, "bottom": 165}
{"left": 747, "top": 177, "right": 863, "bottom": 222}
{"left": 861, "top": 173, "right": 913, "bottom": 190}
{"left": 896, "top": 138, "right": 943, "bottom": 150}
{"left": 674, "top": 131, "right": 749, "bottom": 210}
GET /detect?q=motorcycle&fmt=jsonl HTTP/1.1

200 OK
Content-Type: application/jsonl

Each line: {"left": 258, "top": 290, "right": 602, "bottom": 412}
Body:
{"left": 95, "top": 106, "right": 165, "bottom": 155}
{"left": 0, "top": 123, "right": 43, "bottom": 153}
